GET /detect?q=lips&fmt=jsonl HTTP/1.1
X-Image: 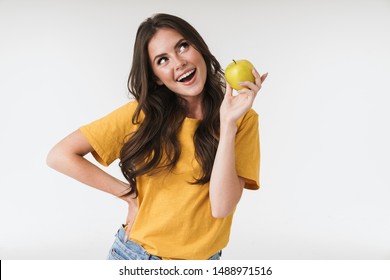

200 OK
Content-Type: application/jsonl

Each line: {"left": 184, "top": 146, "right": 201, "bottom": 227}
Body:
{"left": 176, "top": 69, "right": 196, "bottom": 83}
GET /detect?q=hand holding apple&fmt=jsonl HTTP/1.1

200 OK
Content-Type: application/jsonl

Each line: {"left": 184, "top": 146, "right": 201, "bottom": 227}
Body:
{"left": 224, "top": 59, "right": 255, "bottom": 90}
{"left": 220, "top": 60, "right": 268, "bottom": 126}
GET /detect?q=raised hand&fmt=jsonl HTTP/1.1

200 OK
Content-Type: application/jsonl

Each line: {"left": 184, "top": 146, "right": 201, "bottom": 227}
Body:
{"left": 220, "top": 68, "right": 268, "bottom": 127}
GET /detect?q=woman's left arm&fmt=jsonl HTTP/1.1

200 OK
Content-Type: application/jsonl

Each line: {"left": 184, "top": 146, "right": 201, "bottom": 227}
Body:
{"left": 209, "top": 69, "right": 267, "bottom": 218}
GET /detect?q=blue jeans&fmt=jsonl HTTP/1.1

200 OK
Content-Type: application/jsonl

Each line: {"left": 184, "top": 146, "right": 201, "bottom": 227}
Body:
{"left": 107, "top": 225, "right": 222, "bottom": 260}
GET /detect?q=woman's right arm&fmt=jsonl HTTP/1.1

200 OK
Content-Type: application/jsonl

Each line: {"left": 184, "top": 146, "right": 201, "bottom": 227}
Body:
{"left": 46, "top": 129, "right": 138, "bottom": 234}
{"left": 46, "top": 129, "right": 131, "bottom": 197}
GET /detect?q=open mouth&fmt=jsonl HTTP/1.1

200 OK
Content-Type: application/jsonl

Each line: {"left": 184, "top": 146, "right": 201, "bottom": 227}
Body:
{"left": 176, "top": 69, "right": 196, "bottom": 83}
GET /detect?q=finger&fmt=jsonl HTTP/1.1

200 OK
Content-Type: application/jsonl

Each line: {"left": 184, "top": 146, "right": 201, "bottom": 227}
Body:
{"left": 124, "top": 221, "right": 133, "bottom": 242}
{"left": 253, "top": 68, "right": 268, "bottom": 85}
{"left": 237, "top": 88, "right": 256, "bottom": 105}
{"left": 238, "top": 81, "right": 260, "bottom": 93}
{"left": 260, "top": 72, "right": 269, "bottom": 83}
{"left": 252, "top": 68, "right": 262, "bottom": 87}
{"left": 237, "top": 92, "right": 256, "bottom": 111}
{"left": 225, "top": 82, "right": 233, "bottom": 97}
{"left": 126, "top": 226, "right": 131, "bottom": 241}
{"left": 123, "top": 224, "right": 129, "bottom": 242}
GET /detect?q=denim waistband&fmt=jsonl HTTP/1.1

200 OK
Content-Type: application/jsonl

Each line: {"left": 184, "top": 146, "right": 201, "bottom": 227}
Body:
{"left": 114, "top": 225, "right": 221, "bottom": 260}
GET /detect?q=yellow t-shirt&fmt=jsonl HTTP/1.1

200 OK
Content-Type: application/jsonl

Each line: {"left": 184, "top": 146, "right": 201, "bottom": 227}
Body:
{"left": 79, "top": 101, "right": 260, "bottom": 259}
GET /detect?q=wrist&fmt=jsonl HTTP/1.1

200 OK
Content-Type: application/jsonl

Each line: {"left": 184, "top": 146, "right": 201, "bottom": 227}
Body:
{"left": 121, "top": 193, "right": 138, "bottom": 207}
{"left": 220, "top": 120, "right": 238, "bottom": 136}
{"left": 115, "top": 180, "right": 135, "bottom": 201}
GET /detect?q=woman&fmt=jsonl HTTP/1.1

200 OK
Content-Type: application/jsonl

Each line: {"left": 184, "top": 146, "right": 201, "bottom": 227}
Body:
{"left": 47, "top": 13, "right": 267, "bottom": 260}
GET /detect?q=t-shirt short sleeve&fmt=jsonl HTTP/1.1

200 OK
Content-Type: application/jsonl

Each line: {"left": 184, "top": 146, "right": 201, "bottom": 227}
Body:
{"left": 235, "top": 109, "right": 260, "bottom": 190}
{"left": 79, "top": 101, "right": 139, "bottom": 166}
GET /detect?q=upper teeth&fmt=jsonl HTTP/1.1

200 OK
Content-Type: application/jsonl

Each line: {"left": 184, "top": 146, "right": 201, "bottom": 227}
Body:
{"left": 177, "top": 69, "right": 195, "bottom": 82}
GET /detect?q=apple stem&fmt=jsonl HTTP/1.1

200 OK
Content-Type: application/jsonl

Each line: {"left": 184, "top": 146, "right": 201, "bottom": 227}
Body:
{"left": 233, "top": 59, "right": 236, "bottom": 64}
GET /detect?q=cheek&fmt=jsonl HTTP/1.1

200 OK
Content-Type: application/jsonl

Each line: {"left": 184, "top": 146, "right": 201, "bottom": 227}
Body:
{"left": 199, "top": 60, "right": 207, "bottom": 80}
{"left": 153, "top": 69, "right": 170, "bottom": 85}
{"left": 159, "top": 68, "right": 174, "bottom": 81}
{"left": 195, "top": 54, "right": 207, "bottom": 75}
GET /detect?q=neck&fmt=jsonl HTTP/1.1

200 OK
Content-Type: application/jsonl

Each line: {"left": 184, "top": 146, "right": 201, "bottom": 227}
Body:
{"left": 184, "top": 95, "right": 203, "bottom": 120}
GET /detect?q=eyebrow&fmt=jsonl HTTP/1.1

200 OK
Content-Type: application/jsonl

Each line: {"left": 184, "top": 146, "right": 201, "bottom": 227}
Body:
{"left": 152, "top": 38, "right": 186, "bottom": 64}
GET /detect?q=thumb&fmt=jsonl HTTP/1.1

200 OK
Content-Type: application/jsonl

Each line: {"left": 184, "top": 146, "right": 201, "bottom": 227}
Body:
{"left": 225, "top": 82, "right": 233, "bottom": 97}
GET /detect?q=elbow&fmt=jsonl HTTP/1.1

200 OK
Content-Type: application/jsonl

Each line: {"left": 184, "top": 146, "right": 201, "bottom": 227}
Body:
{"left": 210, "top": 194, "right": 240, "bottom": 219}
{"left": 46, "top": 146, "right": 62, "bottom": 170}
{"left": 46, "top": 148, "right": 57, "bottom": 169}
{"left": 211, "top": 206, "right": 233, "bottom": 219}
{"left": 210, "top": 191, "right": 242, "bottom": 219}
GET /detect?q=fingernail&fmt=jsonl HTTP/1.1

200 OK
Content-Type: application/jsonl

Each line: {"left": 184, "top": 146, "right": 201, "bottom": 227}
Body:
{"left": 238, "top": 82, "right": 244, "bottom": 85}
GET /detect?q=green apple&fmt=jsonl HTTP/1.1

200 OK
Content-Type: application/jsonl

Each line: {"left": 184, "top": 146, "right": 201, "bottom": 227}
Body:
{"left": 224, "top": 59, "right": 255, "bottom": 90}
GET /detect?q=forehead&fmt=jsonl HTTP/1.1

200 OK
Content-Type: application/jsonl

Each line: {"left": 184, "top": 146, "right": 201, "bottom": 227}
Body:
{"left": 148, "top": 28, "right": 184, "bottom": 56}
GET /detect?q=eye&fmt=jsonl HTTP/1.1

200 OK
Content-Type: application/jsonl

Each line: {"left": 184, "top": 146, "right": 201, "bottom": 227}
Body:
{"left": 178, "top": 41, "right": 189, "bottom": 53}
{"left": 157, "top": 57, "right": 168, "bottom": 65}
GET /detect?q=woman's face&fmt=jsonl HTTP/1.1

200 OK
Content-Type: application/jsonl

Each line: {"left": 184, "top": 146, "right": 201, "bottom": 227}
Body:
{"left": 148, "top": 28, "right": 207, "bottom": 104}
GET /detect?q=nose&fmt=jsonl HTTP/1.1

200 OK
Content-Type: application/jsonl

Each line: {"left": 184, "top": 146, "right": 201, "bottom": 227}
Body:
{"left": 175, "top": 56, "right": 187, "bottom": 70}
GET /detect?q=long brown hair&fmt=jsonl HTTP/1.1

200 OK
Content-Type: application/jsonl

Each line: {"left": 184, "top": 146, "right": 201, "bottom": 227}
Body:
{"left": 119, "top": 13, "right": 225, "bottom": 197}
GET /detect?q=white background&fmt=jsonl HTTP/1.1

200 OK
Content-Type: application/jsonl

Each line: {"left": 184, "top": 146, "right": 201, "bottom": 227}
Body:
{"left": 0, "top": 0, "right": 389, "bottom": 260}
